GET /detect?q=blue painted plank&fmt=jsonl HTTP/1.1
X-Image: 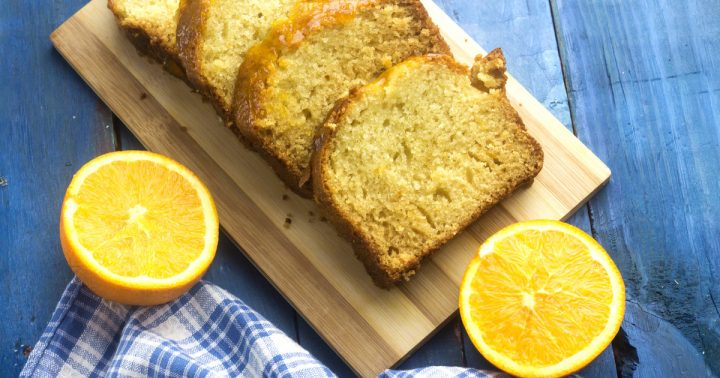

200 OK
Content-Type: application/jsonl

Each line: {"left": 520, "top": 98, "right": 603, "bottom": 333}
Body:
{"left": 617, "top": 302, "right": 711, "bottom": 377}
{"left": 0, "top": 1, "right": 116, "bottom": 375}
{"left": 552, "top": 0, "right": 720, "bottom": 376}
{"left": 398, "top": 319, "right": 464, "bottom": 369}
{"left": 435, "top": 0, "right": 572, "bottom": 128}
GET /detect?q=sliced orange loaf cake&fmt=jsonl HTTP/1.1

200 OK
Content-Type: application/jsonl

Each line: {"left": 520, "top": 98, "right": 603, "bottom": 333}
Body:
{"left": 233, "top": 0, "right": 450, "bottom": 196}
{"left": 312, "top": 51, "right": 544, "bottom": 287}
{"left": 176, "top": 0, "right": 302, "bottom": 120}
{"left": 108, "top": 0, "right": 183, "bottom": 75}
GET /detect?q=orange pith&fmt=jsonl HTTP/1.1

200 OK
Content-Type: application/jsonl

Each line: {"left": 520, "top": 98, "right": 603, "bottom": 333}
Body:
{"left": 60, "top": 151, "right": 219, "bottom": 305}
{"left": 459, "top": 220, "right": 625, "bottom": 378}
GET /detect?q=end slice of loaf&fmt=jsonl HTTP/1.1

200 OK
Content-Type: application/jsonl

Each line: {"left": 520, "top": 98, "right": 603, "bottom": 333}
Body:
{"left": 312, "top": 51, "right": 544, "bottom": 287}
{"left": 176, "top": 0, "right": 300, "bottom": 121}
{"left": 108, "top": 0, "right": 183, "bottom": 76}
{"left": 233, "top": 0, "right": 450, "bottom": 196}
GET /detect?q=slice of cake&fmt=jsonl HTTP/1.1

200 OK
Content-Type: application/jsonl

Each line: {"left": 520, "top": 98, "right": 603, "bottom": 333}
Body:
{"left": 108, "top": 0, "right": 183, "bottom": 76}
{"left": 312, "top": 51, "right": 544, "bottom": 287}
{"left": 233, "top": 0, "right": 450, "bottom": 196}
{"left": 176, "top": 0, "right": 301, "bottom": 120}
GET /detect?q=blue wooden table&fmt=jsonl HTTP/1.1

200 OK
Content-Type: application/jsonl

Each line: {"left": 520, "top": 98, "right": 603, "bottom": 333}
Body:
{"left": 1, "top": 0, "right": 718, "bottom": 376}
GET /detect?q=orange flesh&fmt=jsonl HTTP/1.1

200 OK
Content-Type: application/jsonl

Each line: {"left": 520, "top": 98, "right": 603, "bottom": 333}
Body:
{"left": 468, "top": 229, "right": 613, "bottom": 367}
{"left": 71, "top": 160, "right": 206, "bottom": 278}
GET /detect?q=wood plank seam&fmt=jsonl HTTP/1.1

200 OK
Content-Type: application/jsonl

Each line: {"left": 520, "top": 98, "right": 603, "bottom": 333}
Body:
{"left": 546, "top": 4, "right": 617, "bottom": 373}
{"left": 549, "top": 0, "right": 720, "bottom": 375}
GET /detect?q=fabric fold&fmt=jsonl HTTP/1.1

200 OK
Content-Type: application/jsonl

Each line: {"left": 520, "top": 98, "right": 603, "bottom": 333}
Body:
{"left": 22, "top": 278, "right": 498, "bottom": 378}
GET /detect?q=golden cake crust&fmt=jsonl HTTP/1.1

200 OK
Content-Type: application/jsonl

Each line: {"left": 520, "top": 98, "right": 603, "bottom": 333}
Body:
{"left": 108, "top": 0, "right": 185, "bottom": 78}
{"left": 176, "top": 0, "right": 235, "bottom": 120}
{"left": 176, "top": 0, "right": 302, "bottom": 123}
{"left": 233, "top": 0, "right": 450, "bottom": 197}
{"left": 175, "top": 0, "right": 212, "bottom": 102}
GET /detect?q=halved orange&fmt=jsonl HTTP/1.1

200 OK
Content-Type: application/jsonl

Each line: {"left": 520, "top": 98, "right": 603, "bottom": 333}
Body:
{"left": 60, "top": 151, "right": 219, "bottom": 305}
{"left": 459, "top": 220, "right": 625, "bottom": 378}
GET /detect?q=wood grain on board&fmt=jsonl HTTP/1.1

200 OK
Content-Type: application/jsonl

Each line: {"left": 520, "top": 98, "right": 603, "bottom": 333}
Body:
{"left": 50, "top": 0, "right": 610, "bottom": 375}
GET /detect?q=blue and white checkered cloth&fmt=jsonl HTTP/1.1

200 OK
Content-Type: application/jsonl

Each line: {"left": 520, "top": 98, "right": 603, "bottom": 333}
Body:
{"left": 21, "top": 278, "right": 503, "bottom": 377}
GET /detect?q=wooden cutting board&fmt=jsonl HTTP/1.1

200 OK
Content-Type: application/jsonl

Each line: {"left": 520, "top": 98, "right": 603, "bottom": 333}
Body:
{"left": 51, "top": 1, "right": 610, "bottom": 376}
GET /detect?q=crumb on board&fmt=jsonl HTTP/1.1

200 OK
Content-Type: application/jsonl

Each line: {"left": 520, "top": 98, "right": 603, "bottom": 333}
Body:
{"left": 282, "top": 194, "right": 289, "bottom": 200}
{"left": 283, "top": 217, "right": 292, "bottom": 228}
{"left": 320, "top": 216, "right": 327, "bottom": 222}
{"left": 140, "top": 92, "right": 148, "bottom": 100}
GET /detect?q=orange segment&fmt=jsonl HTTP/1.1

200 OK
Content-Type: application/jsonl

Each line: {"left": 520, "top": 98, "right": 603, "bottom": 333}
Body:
{"left": 60, "top": 151, "right": 219, "bottom": 305}
{"left": 459, "top": 220, "right": 625, "bottom": 378}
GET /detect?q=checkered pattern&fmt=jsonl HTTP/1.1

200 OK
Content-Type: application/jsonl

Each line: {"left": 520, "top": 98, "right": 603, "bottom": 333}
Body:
{"left": 21, "top": 278, "right": 499, "bottom": 377}
{"left": 379, "top": 368, "right": 505, "bottom": 378}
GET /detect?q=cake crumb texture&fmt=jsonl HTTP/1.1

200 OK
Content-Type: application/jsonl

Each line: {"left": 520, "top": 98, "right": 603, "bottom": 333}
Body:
{"left": 313, "top": 51, "right": 544, "bottom": 287}
{"left": 176, "top": 0, "right": 299, "bottom": 119}
{"left": 234, "top": 0, "right": 450, "bottom": 196}
{"left": 108, "top": 0, "right": 181, "bottom": 69}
